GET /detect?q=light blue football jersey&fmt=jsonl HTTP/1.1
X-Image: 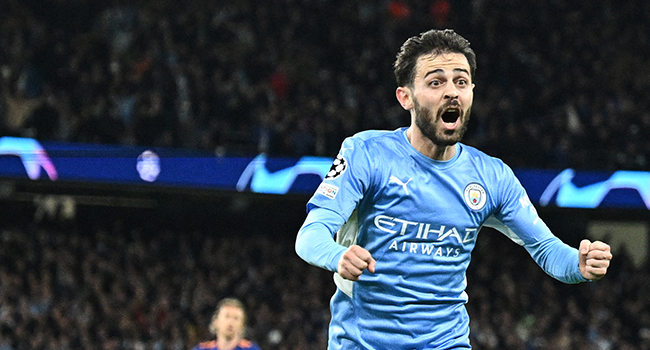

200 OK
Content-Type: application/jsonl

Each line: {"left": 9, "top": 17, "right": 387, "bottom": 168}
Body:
{"left": 296, "top": 127, "right": 585, "bottom": 350}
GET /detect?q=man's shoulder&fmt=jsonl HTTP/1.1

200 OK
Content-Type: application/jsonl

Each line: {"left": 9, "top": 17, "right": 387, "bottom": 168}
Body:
{"left": 343, "top": 128, "right": 406, "bottom": 157}
{"left": 237, "top": 339, "right": 262, "bottom": 350}
{"left": 459, "top": 144, "right": 519, "bottom": 187}
{"left": 460, "top": 143, "right": 507, "bottom": 167}
{"left": 192, "top": 339, "right": 261, "bottom": 350}
{"left": 349, "top": 128, "right": 404, "bottom": 143}
{"left": 193, "top": 340, "right": 218, "bottom": 350}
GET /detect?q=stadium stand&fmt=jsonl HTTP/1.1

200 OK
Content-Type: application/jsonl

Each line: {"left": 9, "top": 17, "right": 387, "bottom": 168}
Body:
{"left": 0, "top": 201, "right": 647, "bottom": 349}
{"left": 1, "top": 0, "right": 649, "bottom": 170}
{"left": 1, "top": 1, "right": 649, "bottom": 349}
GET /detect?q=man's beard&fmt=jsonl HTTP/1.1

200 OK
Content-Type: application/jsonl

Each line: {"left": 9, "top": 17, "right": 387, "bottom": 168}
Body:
{"left": 413, "top": 98, "right": 471, "bottom": 146}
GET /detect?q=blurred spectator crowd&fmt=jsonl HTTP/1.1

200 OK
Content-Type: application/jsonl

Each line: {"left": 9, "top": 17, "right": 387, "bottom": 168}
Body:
{"left": 1, "top": 0, "right": 649, "bottom": 170}
{"left": 1, "top": 1, "right": 649, "bottom": 349}
{"left": 0, "top": 204, "right": 647, "bottom": 350}
{"left": 0, "top": 206, "right": 334, "bottom": 350}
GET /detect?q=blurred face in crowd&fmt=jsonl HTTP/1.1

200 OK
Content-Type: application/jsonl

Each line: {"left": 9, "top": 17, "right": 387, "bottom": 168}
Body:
{"left": 212, "top": 304, "right": 245, "bottom": 341}
{"left": 399, "top": 52, "right": 474, "bottom": 146}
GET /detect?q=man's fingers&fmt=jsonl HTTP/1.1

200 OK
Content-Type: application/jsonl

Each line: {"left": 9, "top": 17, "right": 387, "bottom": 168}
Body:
{"left": 584, "top": 263, "right": 609, "bottom": 279}
{"left": 586, "top": 250, "right": 613, "bottom": 262}
{"left": 579, "top": 239, "right": 612, "bottom": 281}
{"left": 586, "top": 257, "right": 610, "bottom": 269}
{"left": 579, "top": 239, "right": 591, "bottom": 255}
{"left": 589, "top": 240, "right": 611, "bottom": 250}
{"left": 338, "top": 245, "right": 376, "bottom": 280}
{"left": 590, "top": 241, "right": 613, "bottom": 256}
{"left": 348, "top": 245, "right": 375, "bottom": 267}
{"left": 367, "top": 257, "right": 377, "bottom": 273}
{"left": 585, "top": 240, "right": 613, "bottom": 262}
{"left": 339, "top": 265, "right": 362, "bottom": 281}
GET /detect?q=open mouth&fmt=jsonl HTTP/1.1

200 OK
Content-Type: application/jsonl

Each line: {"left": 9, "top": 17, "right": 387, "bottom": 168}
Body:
{"left": 441, "top": 108, "right": 460, "bottom": 124}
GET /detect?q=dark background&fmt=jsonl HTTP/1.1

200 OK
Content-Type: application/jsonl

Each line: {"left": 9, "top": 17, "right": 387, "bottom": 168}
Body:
{"left": 1, "top": 0, "right": 649, "bottom": 349}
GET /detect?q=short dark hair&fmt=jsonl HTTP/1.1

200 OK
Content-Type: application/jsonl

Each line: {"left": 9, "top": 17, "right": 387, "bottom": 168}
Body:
{"left": 393, "top": 29, "right": 476, "bottom": 87}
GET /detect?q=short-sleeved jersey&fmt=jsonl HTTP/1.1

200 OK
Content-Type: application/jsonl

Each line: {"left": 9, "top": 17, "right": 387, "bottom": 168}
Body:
{"left": 304, "top": 127, "right": 584, "bottom": 350}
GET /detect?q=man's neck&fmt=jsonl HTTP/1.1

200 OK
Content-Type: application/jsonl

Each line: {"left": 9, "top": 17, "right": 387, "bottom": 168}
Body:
{"left": 216, "top": 335, "right": 241, "bottom": 350}
{"left": 406, "top": 127, "right": 457, "bottom": 161}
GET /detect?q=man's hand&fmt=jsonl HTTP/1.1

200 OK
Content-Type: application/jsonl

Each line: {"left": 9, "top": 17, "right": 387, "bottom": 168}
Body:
{"left": 337, "top": 245, "right": 376, "bottom": 281}
{"left": 579, "top": 239, "right": 612, "bottom": 281}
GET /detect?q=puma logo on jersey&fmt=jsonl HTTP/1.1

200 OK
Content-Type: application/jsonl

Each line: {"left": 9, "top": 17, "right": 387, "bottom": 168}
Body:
{"left": 389, "top": 176, "right": 412, "bottom": 195}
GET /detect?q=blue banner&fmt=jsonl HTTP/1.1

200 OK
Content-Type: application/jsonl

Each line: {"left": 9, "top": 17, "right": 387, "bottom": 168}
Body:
{"left": 0, "top": 137, "right": 648, "bottom": 210}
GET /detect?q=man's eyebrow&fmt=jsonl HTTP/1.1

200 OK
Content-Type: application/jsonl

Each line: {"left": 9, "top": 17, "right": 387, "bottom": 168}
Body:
{"left": 424, "top": 68, "right": 470, "bottom": 78}
{"left": 424, "top": 69, "right": 443, "bottom": 78}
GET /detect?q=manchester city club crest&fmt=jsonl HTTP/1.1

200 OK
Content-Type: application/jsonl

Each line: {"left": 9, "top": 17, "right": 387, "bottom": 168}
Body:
{"left": 464, "top": 183, "right": 487, "bottom": 210}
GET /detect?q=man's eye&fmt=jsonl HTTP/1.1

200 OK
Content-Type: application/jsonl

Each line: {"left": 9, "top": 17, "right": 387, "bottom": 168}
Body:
{"left": 429, "top": 80, "right": 441, "bottom": 86}
{"left": 456, "top": 79, "right": 467, "bottom": 86}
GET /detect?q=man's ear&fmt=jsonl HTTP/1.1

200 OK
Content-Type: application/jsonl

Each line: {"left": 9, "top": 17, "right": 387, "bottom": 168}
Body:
{"left": 396, "top": 87, "right": 413, "bottom": 110}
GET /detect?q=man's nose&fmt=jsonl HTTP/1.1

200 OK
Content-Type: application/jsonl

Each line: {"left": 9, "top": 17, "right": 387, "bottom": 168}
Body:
{"left": 444, "top": 87, "right": 459, "bottom": 100}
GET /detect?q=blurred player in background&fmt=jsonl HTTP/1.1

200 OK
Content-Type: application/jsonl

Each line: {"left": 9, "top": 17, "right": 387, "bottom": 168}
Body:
{"left": 192, "top": 298, "right": 262, "bottom": 350}
{"left": 295, "top": 29, "right": 612, "bottom": 350}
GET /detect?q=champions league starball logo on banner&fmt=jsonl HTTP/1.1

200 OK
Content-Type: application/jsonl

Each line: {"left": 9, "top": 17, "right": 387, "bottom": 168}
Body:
{"left": 2, "top": 136, "right": 649, "bottom": 210}
{"left": 136, "top": 150, "right": 161, "bottom": 182}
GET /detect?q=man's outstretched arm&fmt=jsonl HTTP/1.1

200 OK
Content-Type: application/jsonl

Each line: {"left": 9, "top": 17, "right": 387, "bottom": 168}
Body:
{"left": 295, "top": 207, "right": 375, "bottom": 280}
